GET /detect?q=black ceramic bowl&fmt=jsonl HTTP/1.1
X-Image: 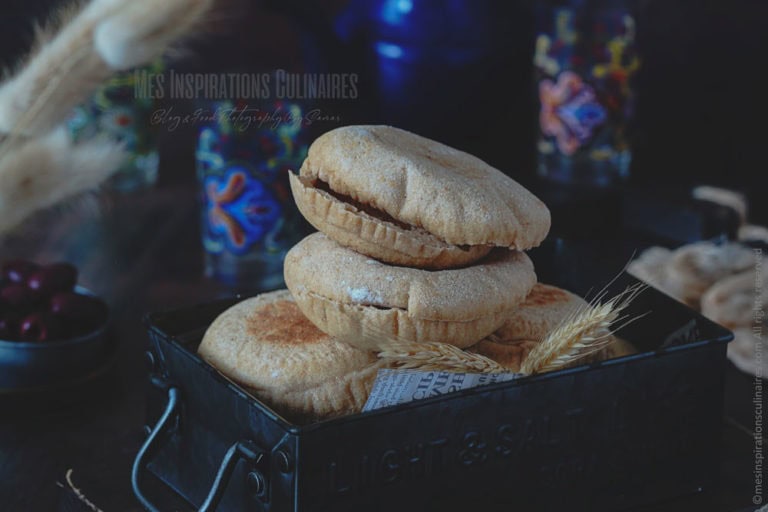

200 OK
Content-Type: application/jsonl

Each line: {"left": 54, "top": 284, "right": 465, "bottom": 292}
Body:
{"left": 0, "top": 287, "right": 114, "bottom": 394}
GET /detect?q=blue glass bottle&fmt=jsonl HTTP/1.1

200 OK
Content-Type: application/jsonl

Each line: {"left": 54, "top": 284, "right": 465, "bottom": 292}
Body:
{"left": 335, "top": 0, "right": 520, "bottom": 150}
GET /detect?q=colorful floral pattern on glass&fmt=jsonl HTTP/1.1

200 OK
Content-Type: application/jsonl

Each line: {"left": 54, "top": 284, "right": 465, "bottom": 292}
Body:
{"left": 69, "top": 62, "right": 161, "bottom": 191}
{"left": 540, "top": 71, "right": 606, "bottom": 156}
{"left": 204, "top": 169, "right": 282, "bottom": 254}
{"left": 196, "top": 101, "right": 308, "bottom": 256}
{"left": 535, "top": 7, "right": 639, "bottom": 161}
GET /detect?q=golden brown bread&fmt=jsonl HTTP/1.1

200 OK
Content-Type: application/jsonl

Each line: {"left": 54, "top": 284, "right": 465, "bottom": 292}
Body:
{"left": 284, "top": 232, "right": 537, "bottom": 350}
{"left": 629, "top": 242, "right": 755, "bottom": 307}
{"left": 700, "top": 269, "right": 766, "bottom": 376}
{"left": 197, "top": 290, "right": 380, "bottom": 422}
{"left": 726, "top": 328, "right": 766, "bottom": 376}
{"left": 661, "top": 242, "right": 754, "bottom": 307}
{"left": 289, "top": 172, "right": 492, "bottom": 269}
{"left": 468, "top": 284, "right": 588, "bottom": 371}
{"left": 626, "top": 247, "right": 673, "bottom": 292}
{"left": 701, "top": 270, "right": 765, "bottom": 330}
{"left": 469, "top": 284, "right": 639, "bottom": 372}
{"left": 293, "top": 125, "right": 551, "bottom": 269}
{"left": 492, "top": 284, "right": 587, "bottom": 341}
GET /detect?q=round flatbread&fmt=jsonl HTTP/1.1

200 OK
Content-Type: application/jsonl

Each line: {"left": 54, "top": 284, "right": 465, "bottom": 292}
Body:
{"left": 291, "top": 125, "right": 551, "bottom": 269}
{"left": 468, "top": 284, "right": 588, "bottom": 372}
{"left": 701, "top": 270, "right": 766, "bottom": 330}
{"left": 284, "top": 232, "right": 537, "bottom": 351}
{"left": 470, "top": 284, "right": 638, "bottom": 372}
{"left": 627, "top": 246, "right": 673, "bottom": 292}
{"left": 727, "top": 328, "right": 766, "bottom": 377}
{"left": 661, "top": 242, "right": 754, "bottom": 307}
{"left": 198, "top": 290, "right": 379, "bottom": 422}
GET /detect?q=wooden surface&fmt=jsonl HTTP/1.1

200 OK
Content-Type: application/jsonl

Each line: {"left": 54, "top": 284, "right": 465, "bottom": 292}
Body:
{"left": 0, "top": 182, "right": 762, "bottom": 512}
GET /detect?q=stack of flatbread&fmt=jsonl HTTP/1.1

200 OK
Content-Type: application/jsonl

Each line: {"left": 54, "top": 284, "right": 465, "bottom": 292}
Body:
{"left": 199, "top": 126, "right": 626, "bottom": 421}
{"left": 629, "top": 235, "right": 766, "bottom": 377}
{"left": 284, "top": 125, "right": 550, "bottom": 352}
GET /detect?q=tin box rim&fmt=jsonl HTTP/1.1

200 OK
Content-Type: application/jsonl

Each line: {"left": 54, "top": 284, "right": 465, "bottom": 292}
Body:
{"left": 144, "top": 273, "right": 734, "bottom": 434}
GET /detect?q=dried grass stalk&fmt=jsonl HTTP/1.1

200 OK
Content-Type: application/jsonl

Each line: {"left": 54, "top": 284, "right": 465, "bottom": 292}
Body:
{"left": 378, "top": 341, "right": 508, "bottom": 374}
{"left": 0, "top": 0, "right": 215, "bottom": 234}
{"left": 372, "top": 283, "right": 646, "bottom": 377}
{"left": 520, "top": 283, "right": 646, "bottom": 375}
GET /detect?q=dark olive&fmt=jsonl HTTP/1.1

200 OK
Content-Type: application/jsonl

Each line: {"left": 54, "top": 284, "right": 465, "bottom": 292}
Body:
{"left": 19, "top": 312, "right": 63, "bottom": 342}
{"left": 27, "top": 263, "right": 78, "bottom": 296}
{"left": 1, "top": 260, "right": 40, "bottom": 284}
{"left": 49, "top": 292, "right": 108, "bottom": 334}
{"left": 0, "top": 284, "right": 41, "bottom": 310}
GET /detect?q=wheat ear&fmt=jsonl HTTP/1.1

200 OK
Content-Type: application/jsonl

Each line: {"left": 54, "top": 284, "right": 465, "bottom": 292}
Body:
{"left": 520, "top": 283, "right": 646, "bottom": 375}
{"left": 378, "top": 341, "right": 509, "bottom": 374}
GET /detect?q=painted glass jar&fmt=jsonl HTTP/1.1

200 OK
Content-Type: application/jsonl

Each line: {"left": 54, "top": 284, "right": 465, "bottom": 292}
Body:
{"left": 535, "top": 0, "right": 639, "bottom": 187}
{"left": 69, "top": 62, "right": 161, "bottom": 192}
{"left": 196, "top": 100, "right": 309, "bottom": 291}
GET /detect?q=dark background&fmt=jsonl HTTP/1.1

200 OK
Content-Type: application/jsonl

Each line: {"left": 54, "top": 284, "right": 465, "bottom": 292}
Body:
{"left": 2, "top": 0, "right": 766, "bottom": 223}
{"left": 0, "top": 2, "right": 763, "bottom": 511}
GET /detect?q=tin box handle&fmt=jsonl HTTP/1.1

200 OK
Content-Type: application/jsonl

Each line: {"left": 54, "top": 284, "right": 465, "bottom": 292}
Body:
{"left": 132, "top": 387, "right": 267, "bottom": 512}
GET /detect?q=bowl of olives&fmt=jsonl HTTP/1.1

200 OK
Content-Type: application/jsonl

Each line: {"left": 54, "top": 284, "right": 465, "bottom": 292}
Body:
{"left": 0, "top": 260, "right": 112, "bottom": 392}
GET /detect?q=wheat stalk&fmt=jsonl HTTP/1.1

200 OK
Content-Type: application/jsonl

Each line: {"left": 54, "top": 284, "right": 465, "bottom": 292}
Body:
{"left": 378, "top": 341, "right": 509, "bottom": 374}
{"left": 0, "top": 45, "right": 94, "bottom": 161}
{"left": 519, "top": 283, "right": 646, "bottom": 375}
{"left": 369, "top": 282, "right": 646, "bottom": 376}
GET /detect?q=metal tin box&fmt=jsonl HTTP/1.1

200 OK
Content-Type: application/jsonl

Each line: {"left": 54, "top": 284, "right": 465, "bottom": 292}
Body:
{"left": 133, "top": 272, "right": 732, "bottom": 511}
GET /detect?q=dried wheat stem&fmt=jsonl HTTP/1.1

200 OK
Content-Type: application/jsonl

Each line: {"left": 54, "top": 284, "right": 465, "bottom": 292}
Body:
{"left": 520, "top": 283, "right": 646, "bottom": 375}
{"left": 378, "top": 341, "right": 508, "bottom": 374}
{"left": 0, "top": 2, "right": 112, "bottom": 137}
{"left": 369, "top": 282, "right": 645, "bottom": 377}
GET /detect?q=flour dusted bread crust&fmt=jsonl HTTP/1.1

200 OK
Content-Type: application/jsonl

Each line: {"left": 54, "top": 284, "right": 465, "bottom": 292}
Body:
{"left": 468, "top": 284, "right": 588, "bottom": 371}
{"left": 291, "top": 125, "right": 551, "bottom": 269}
{"left": 630, "top": 242, "right": 764, "bottom": 376}
{"left": 664, "top": 242, "right": 754, "bottom": 307}
{"left": 491, "top": 284, "right": 588, "bottom": 342}
{"left": 197, "top": 290, "right": 380, "bottom": 422}
{"left": 289, "top": 172, "right": 492, "bottom": 269}
{"left": 629, "top": 242, "right": 755, "bottom": 307}
{"left": 701, "top": 269, "right": 766, "bottom": 377}
{"left": 284, "top": 233, "right": 537, "bottom": 350}
{"left": 627, "top": 246, "right": 673, "bottom": 292}
{"left": 701, "top": 270, "right": 765, "bottom": 330}
{"left": 727, "top": 328, "right": 766, "bottom": 377}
